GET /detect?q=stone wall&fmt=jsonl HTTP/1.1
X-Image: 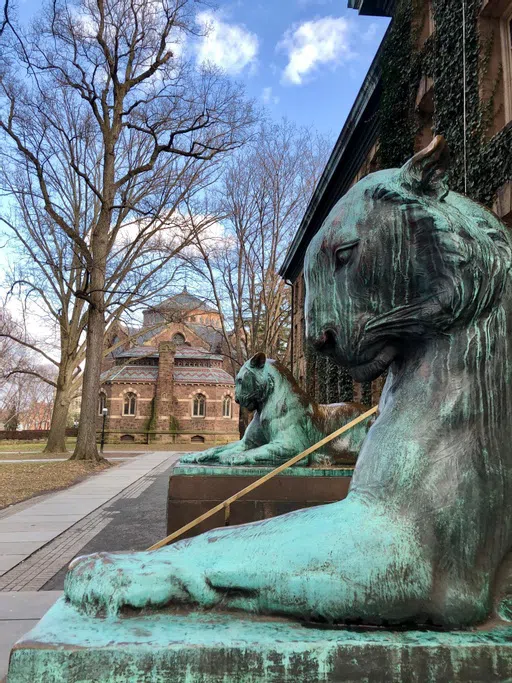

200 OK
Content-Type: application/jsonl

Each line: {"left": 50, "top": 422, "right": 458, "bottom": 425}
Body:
{"left": 154, "top": 342, "right": 175, "bottom": 437}
{"left": 97, "top": 380, "right": 239, "bottom": 445}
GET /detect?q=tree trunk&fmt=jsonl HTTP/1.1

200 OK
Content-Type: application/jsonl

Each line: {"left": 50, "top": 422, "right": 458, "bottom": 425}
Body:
{"left": 44, "top": 349, "right": 74, "bottom": 453}
{"left": 70, "top": 278, "right": 106, "bottom": 462}
{"left": 44, "top": 389, "right": 71, "bottom": 453}
{"left": 71, "top": 121, "right": 117, "bottom": 463}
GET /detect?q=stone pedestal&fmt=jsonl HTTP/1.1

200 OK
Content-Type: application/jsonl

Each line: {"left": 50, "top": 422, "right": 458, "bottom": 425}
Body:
{"left": 167, "top": 464, "right": 354, "bottom": 538}
{"left": 8, "top": 598, "right": 512, "bottom": 682}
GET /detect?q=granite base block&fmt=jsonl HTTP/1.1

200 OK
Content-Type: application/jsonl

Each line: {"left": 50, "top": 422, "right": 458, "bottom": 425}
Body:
{"left": 7, "top": 598, "right": 512, "bottom": 682}
{"left": 167, "top": 464, "right": 354, "bottom": 539}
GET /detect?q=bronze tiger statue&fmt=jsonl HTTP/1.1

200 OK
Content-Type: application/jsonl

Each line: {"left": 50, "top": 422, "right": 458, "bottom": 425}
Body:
{"left": 181, "top": 352, "right": 370, "bottom": 467}
{"left": 65, "top": 137, "right": 512, "bottom": 629}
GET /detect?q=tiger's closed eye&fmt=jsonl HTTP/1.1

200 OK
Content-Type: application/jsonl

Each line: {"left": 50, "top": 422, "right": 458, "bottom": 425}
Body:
{"left": 335, "top": 241, "right": 359, "bottom": 268}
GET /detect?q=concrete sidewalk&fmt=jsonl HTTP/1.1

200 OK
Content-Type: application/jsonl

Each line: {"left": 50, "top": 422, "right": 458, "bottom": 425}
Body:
{"left": 0, "top": 452, "right": 174, "bottom": 576}
{"left": 0, "top": 591, "right": 63, "bottom": 680}
{"left": 0, "top": 451, "right": 184, "bottom": 680}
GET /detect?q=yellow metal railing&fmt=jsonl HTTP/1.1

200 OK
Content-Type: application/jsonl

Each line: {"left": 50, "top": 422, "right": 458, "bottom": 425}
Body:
{"left": 147, "top": 405, "right": 378, "bottom": 551}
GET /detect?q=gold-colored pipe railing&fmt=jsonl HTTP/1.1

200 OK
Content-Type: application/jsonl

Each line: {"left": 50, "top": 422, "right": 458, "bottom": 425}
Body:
{"left": 147, "top": 405, "right": 378, "bottom": 551}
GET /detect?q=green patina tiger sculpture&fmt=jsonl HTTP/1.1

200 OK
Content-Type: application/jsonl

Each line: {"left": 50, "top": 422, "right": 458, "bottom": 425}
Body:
{"left": 65, "top": 137, "right": 512, "bottom": 629}
{"left": 181, "top": 352, "right": 369, "bottom": 466}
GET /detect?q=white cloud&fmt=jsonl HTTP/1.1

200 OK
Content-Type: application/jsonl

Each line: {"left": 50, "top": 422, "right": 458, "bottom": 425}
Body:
{"left": 195, "top": 11, "right": 259, "bottom": 76}
{"left": 362, "top": 22, "right": 378, "bottom": 43}
{"left": 262, "top": 86, "right": 279, "bottom": 105}
{"left": 278, "top": 16, "right": 354, "bottom": 85}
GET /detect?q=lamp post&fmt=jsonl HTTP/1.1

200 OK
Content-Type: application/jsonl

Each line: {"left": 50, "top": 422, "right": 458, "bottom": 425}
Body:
{"left": 100, "top": 407, "right": 108, "bottom": 454}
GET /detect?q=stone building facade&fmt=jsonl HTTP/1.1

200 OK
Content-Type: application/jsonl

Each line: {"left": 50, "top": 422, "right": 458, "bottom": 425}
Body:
{"left": 281, "top": 0, "right": 512, "bottom": 407}
{"left": 97, "top": 290, "right": 239, "bottom": 444}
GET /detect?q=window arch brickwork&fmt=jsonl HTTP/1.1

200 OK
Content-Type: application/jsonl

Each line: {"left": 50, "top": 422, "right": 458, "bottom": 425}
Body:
{"left": 222, "top": 395, "right": 232, "bottom": 418}
{"left": 192, "top": 393, "right": 206, "bottom": 417}
{"left": 123, "top": 392, "right": 137, "bottom": 416}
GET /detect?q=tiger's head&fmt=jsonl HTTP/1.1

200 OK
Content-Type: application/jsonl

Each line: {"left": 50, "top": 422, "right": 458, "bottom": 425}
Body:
{"left": 235, "top": 353, "right": 274, "bottom": 411}
{"left": 304, "top": 136, "right": 512, "bottom": 382}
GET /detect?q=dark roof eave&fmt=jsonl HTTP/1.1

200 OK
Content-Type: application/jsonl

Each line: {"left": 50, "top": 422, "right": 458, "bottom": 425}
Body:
{"left": 279, "top": 26, "right": 390, "bottom": 282}
{"left": 348, "top": 0, "right": 394, "bottom": 17}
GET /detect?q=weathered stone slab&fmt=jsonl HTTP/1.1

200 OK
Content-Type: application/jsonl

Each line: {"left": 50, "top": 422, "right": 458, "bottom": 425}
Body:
{"left": 7, "top": 598, "right": 512, "bottom": 682}
{"left": 167, "top": 464, "right": 354, "bottom": 538}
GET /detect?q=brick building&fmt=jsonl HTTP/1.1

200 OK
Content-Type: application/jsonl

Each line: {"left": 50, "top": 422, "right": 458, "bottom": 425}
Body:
{"left": 98, "top": 290, "right": 239, "bottom": 444}
{"left": 280, "top": 0, "right": 512, "bottom": 407}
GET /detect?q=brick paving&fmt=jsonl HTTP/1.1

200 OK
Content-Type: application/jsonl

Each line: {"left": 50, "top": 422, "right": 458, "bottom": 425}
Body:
{"left": 0, "top": 455, "right": 178, "bottom": 592}
{"left": 0, "top": 452, "right": 179, "bottom": 582}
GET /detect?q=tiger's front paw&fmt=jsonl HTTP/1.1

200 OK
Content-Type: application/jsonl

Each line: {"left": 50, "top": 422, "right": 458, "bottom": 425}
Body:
{"left": 218, "top": 452, "right": 253, "bottom": 465}
{"left": 180, "top": 449, "right": 220, "bottom": 464}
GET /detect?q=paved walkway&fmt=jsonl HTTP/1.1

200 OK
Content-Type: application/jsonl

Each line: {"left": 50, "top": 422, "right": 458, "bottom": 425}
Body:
{"left": 0, "top": 452, "right": 176, "bottom": 575}
{"left": 0, "top": 451, "right": 182, "bottom": 679}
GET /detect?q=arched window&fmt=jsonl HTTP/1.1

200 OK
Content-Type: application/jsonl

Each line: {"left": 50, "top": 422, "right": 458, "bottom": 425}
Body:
{"left": 222, "top": 395, "right": 232, "bottom": 418}
{"left": 192, "top": 393, "right": 206, "bottom": 417}
{"left": 98, "top": 393, "right": 107, "bottom": 416}
{"left": 123, "top": 392, "right": 137, "bottom": 416}
{"left": 172, "top": 333, "right": 186, "bottom": 345}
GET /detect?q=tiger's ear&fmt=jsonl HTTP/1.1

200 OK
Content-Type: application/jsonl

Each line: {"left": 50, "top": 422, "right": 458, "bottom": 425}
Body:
{"left": 398, "top": 136, "right": 450, "bottom": 200}
{"left": 250, "top": 352, "right": 266, "bottom": 369}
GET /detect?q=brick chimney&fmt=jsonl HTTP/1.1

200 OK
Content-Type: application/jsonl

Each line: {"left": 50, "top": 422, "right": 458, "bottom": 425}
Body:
{"left": 155, "top": 342, "right": 175, "bottom": 434}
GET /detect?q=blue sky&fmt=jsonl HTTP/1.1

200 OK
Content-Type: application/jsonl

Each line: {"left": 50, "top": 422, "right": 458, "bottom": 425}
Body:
{"left": 195, "top": 0, "right": 389, "bottom": 136}
{"left": 3, "top": 0, "right": 389, "bottom": 339}
{"left": 16, "top": 0, "right": 390, "bottom": 137}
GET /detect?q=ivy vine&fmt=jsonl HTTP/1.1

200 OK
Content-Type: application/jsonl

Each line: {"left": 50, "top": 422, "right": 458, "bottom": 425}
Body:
{"left": 145, "top": 397, "right": 157, "bottom": 442}
{"left": 379, "top": 0, "right": 512, "bottom": 205}
{"left": 378, "top": 0, "right": 420, "bottom": 167}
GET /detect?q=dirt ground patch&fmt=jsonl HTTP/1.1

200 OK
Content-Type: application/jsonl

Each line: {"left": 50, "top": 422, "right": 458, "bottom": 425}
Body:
{"left": 0, "top": 461, "right": 111, "bottom": 510}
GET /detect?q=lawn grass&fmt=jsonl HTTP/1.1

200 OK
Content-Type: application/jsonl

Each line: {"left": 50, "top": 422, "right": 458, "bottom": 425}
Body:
{"left": 0, "top": 439, "right": 77, "bottom": 453}
{"left": 0, "top": 439, "right": 233, "bottom": 455}
{"left": 0, "top": 460, "right": 112, "bottom": 509}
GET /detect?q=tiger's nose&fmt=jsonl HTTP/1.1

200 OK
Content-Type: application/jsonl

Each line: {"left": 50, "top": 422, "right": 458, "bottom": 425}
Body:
{"left": 311, "top": 328, "right": 337, "bottom": 353}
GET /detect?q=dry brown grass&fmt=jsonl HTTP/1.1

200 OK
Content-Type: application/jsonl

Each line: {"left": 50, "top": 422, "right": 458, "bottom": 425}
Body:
{"left": 0, "top": 461, "right": 111, "bottom": 510}
{"left": 0, "top": 451, "right": 71, "bottom": 460}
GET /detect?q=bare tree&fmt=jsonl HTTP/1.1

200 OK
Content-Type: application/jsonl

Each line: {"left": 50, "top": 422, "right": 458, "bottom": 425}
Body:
{"left": 0, "top": 308, "right": 55, "bottom": 431}
{"left": 1, "top": 170, "right": 221, "bottom": 454}
{"left": 0, "top": 0, "right": 255, "bottom": 460}
{"left": 0, "top": 0, "right": 9, "bottom": 39}
{"left": 185, "top": 120, "right": 330, "bottom": 376}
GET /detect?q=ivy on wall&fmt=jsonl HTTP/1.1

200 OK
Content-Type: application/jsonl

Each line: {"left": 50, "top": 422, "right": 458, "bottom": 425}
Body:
{"left": 378, "top": 0, "right": 420, "bottom": 167}
{"left": 146, "top": 397, "right": 156, "bottom": 433}
{"left": 361, "top": 382, "right": 373, "bottom": 408}
{"left": 337, "top": 366, "right": 354, "bottom": 403}
{"left": 305, "top": 342, "right": 316, "bottom": 401}
{"left": 379, "top": 0, "right": 512, "bottom": 204}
